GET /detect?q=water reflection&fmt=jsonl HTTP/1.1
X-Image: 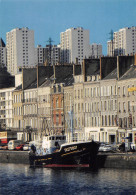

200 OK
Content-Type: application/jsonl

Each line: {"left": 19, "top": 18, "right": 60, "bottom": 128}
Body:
{"left": 0, "top": 164, "right": 136, "bottom": 195}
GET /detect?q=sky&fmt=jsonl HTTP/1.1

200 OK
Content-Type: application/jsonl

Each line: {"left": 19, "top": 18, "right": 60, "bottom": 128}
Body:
{"left": 0, "top": 0, "right": 136, "bottom": 55}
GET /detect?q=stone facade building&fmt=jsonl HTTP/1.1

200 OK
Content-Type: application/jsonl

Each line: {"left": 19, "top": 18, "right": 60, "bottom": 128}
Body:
{"left": 99, "top": 72, "right": 118, "bottom": 143}
{"left": 64, "top": 84, "right": 74, "bottom": 142}
{"left": 23, "top": 88, "right": 38, "bottom": 132}
{"left": 118, "top": 65, "right": 136, "bottom": 144}
{"left": 0, "top": 55, "right": 136, "bottom": 147}
{"left": 13, "top": 86, "right": 23, "bottom": 131}
{"left": 51, "top": 83, "right": 64, "bottom": 135}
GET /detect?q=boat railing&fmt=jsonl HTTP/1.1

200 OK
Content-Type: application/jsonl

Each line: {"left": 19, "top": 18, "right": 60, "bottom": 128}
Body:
{"left": 67, "top": 137, "right": 93, "bottom": 143}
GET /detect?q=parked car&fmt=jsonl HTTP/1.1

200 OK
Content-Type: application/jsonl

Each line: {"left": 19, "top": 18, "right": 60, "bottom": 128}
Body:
{"left": 99, "top": 143, "right": 113, "bottom": 152}
{"left": 2, "top": 145, "right": 8, "bottom": 150}
{"left": 23, "top": 144, "right": 30, "bottom": 151}
{"left": 15, "top": 144, "right": 24, "bottom": 151}
{"left": 0, "top": 144, "right": 8, "bottom": 150}
{"left": 8, "top": 140, "right": 23, "bottom": 150}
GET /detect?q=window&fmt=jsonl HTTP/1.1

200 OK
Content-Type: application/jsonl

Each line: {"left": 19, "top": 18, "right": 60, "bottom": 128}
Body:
{"left": 78, "top": 103, "right": 80, "bottom": 112}
{"left": 132, "top": 85, "right": 134, "bottom": 95}
{"left": 56, "top": 99, "right": 59, "bottom": 108}
{"left": 105, "top": 116, "right": 107, "bottom": 126}
{"left": 102, "top": 116, "right": 104, "bottom": 126}
{"left": 109, "top": 115, "right": 111, "bottom": 126}
{"left": 114, "top": 86, "right": 117, "bottom": 95}
{"left": 128, "top": 101, "right": 130, "bottom": 112}
{"left": 111, "top": 100, "right": 113, "bottom": 110}
{"left": 119, "top": 102, "right": 121, "bottom": 112}
{"left": 123, "top": 102, "right": 126, "bottom": 112}
{"left": 58, "top": 85, "right": 61, "bottom": 92}
{"left": 112, "top": 115, "right": 114, "bottom": 126}
{"left": 61, "top": 99, "right": 63, "bottom": 108}
{"left": 78, "top": 90, "right": 80, "bottom": 99}
{"left": 104, "top": 101, "right": 107, "bottom": 111}
{"left": 123, "top": 86, "right": 125, "bottom": 96}
{"left": 111, "top": 86, "right": 113, "bottom": 95}
{"left": 118, "top": 87, "right": 120, "bottom": 96}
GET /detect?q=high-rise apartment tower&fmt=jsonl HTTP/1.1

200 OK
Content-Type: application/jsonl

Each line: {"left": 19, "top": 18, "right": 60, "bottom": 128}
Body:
{"left": 6, "top": 27, "right": 36, "bottom": 75}
{"left": 107, "top": 26, "right": 136, "bottom": 56}
{"left": 89, "top": 43, "right": 102, "bottom": 58}
{"left": 37, "top": 44, "right": 60, "bottom": 66}
{"left": 60, "top": 27, "right": 90, "bottom": 64}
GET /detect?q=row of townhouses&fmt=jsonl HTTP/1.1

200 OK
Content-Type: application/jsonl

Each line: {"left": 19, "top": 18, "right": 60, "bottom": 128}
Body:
{"left": 0, "top": 55, "right": 136, "bottom": 147}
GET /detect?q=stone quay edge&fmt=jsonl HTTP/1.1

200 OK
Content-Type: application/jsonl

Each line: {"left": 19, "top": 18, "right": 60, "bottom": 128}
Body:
{"left": 0, "top": 151, "right": 136, "bottom": 169}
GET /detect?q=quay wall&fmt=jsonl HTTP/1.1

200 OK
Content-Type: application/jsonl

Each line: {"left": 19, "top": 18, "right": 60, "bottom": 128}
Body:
{"left": 0, "top": 151, "right": 136, "bottom": 169}
{"left": 97, "top": 153, "right": 136, "bottom": 169}
{"left": 0, "top": 151, "right": 29, "bottom": 164}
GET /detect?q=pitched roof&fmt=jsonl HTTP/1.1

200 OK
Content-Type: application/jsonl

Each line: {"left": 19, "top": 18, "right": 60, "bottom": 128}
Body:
{"left": 54, "top": 65, "right": 73, "bottom": 83}
{"left": 38, "top": 66, "right": 54, "bottom": 86}
{"left": 15, "top": 84, "right": 22, "bottom": 91}
{"left": 26, "top": 79, "right": 37, "bottom": 89}
{"left": 84, "top": 59, "right": 100, "bottom": 77}
{"left": 119, "top": 65, "right": 136, "bottom": 80}
{"left": 0, "top": 67, "right": 15, "bottom": 89}
{"left": 63, "top": 74, "right": 74, "bottom": 86}
{"left": 103, "top": 68, "right": 117, "bottom": 80}
{"left": 40, "top": 75, "right": 54, "bottom": 88}
{"left": 40, "top": 73, "right": 74, "bottom": 88}
{"left": 75, "top": 65, "right": 82, "bottom": 75}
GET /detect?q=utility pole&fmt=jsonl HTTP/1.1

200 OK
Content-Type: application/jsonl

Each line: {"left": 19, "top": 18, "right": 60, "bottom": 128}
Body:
{"left": 109, "top": 30, "right": 114, "bottom": 57}
{"left": 46, "top": 37, "right": 54, "bottom": 66}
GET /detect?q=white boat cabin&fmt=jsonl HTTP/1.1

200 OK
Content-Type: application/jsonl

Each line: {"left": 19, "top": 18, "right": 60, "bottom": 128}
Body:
{"left": 36, "top": 135, "right": 66, "bottom": 155}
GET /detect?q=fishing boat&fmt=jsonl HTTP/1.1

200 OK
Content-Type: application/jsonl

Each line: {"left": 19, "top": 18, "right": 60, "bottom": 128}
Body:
{"left": 29, "top": 100, "right": 100, "bottom": 168}
{"left": 29, "top": 134, "right": 100, "bottom": 168}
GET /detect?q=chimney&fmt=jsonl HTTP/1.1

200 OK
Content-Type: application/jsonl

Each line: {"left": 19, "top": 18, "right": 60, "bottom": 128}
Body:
{"left": 100, "top": 57, "right": 102, "bottom": 80}
{"left": 44, "top": 59, "right": 48, "bottom": 66}
{"left": 75, "top": 58, "right": 78, "bottom": 65}
{"left": 117, "top": 56, "right": 119, "bottom": 80}
{"left": 37, "top": 65, "right": 39, "bottom": 88}
{"left": 134, "top": 54, "right": 136, "bottom": 66}
{"left": 82, "top": 59, "right": 85, "bottom": 82}
{"left": 22, "top": 68, "right": 24, "bottom": 90}
{"left": 73, "top": 63, "right": 75, "bottom": 76}
{"left": 53, "top": 64, "right": 56, "bottom": 84}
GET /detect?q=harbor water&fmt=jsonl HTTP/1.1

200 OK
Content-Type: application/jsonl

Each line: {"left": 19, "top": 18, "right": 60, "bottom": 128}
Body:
{"left": 0, "top": 163, "right": 136, "bottom": 195}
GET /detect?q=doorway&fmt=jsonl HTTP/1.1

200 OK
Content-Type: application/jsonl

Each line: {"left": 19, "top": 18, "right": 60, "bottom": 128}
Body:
{"left": 109, "top": 135, "right": 115, "bottom": 144}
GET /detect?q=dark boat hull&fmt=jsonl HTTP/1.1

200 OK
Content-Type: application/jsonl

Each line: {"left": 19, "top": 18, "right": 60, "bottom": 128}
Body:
{"left": 29, "top": 141, "right": 99, "bottom": 168}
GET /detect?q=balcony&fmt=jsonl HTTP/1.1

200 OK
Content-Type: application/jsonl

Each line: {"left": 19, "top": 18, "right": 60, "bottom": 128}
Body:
{"left": 1, "top": 106, "right": 5, "bottom": 110}
{"left": 0, "top": 97, "right": 5, "bottom": 101}
{"left": 23, "top": 114, "right": 37, "bottom": 118}
{"left": 1, "top": 114, "right": 6, "bottom": 119}
{"left": 23, "top": 98, "right": 37, "bottom": 103}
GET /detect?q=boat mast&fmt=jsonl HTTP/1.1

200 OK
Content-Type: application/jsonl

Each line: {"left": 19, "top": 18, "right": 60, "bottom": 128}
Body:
{"left": 68, "top": 96, "right": 74, "bottom": 142}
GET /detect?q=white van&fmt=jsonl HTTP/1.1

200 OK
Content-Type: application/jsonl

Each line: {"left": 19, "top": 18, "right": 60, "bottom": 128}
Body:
{"left": 8, "top": 140, "right": 23, "bottom": 150}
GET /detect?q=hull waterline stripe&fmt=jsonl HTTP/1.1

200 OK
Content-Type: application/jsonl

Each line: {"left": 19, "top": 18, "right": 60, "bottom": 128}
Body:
{"left": 43, "top": 164, "right": 89, "bottom": 168}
